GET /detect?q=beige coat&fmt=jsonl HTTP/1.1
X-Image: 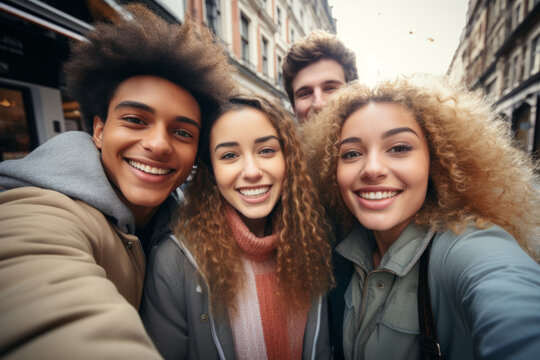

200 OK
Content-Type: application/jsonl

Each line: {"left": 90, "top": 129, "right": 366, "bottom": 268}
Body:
{"left": 0, "top": 187, "right": 162, "bottom": 359}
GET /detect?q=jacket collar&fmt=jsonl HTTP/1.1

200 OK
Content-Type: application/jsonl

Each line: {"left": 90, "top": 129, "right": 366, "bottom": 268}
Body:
{"left": 336, "top": 223, "right": 433, "bottom": 277}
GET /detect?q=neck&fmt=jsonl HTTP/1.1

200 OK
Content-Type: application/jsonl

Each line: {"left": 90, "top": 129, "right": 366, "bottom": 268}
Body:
{"left": 133, "top": 206, "right": 157, "bottom": 229}
{"left": 109, "top": 179, "right": 157, "bottom": 229}
{"left": 372, "top": 232, "right": 393, "bottom": 268}
{"left": 372, "top": 220, "right": 411, "bottom": 267}
{"left": 240, "top": 215, "right": 268, "bottom": 238}
{"left": 225, "top": 203, "right": 278, "bottom": 262}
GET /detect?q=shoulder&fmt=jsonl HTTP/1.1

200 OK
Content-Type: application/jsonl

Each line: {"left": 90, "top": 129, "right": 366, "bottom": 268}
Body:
{"left": 1, "top": 186, "right": 106, "bottom": 219}
{"left": 0, "top": 187, "right": 115, "bottom": 246}
{"left": 430, "top": 228, "right": 540, "bottom": 359}
{"left": 430, "top": 224, "right": 540, "bottom": 296}
{"left": 146, "top": 235, "right": 193, "bottom": 287}
{"left": 150, "top": 235, "right": 186, "bottom": 264}
{"left": 431, "top": 225, "right": 534, "bottom": 268}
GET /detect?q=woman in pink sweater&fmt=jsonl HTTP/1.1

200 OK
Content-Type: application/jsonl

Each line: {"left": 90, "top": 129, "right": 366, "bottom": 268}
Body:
{"left": 141, "top": 95, "right": 334, "bottom": 360}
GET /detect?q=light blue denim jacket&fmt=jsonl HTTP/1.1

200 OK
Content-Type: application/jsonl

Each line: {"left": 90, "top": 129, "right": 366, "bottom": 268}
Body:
{"left": 338, "top": 223, "right": 540, "bottom": 360}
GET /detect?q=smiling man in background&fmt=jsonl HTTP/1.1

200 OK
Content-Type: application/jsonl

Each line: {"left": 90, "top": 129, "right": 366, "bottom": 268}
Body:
{"left": 282, "top": 29, "right": 359, "bottom": 360}
{"left": 282, "top": 30, "right": 358, "bottom": 123}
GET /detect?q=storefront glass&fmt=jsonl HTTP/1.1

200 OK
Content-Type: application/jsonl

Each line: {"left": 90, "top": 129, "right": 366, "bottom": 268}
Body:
{"left": 0, "top": 84, "right": 36, "bottom": 160}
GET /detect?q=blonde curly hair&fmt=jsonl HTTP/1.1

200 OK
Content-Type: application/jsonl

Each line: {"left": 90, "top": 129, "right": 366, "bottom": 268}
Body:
{"left": 175, "top": 95, "right": 334, "bottom": 313}
{"left": 301, "top": 76, "right": 539, "bottom": 258}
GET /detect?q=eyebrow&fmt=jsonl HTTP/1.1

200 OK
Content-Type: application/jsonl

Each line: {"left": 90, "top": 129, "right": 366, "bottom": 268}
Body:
{"left": 383, "top": 127, "right": 419, "bottom": 138}
{"left": 114, "top": 100, "right": 200, "bottom": 129}
{"left": 214, "top": 135, "right": 280, "bottom": 152}
{"left": 338, "top": 127, "right": 419, "bottom": 147}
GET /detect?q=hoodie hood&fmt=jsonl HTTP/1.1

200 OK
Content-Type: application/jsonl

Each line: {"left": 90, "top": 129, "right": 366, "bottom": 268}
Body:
{"left": 0, "top": 131, "right": 136, "bottom": 233}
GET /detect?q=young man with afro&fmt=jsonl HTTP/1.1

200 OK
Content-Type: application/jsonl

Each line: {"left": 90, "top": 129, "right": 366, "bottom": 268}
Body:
{"left": 0, "top": 4, "right": 235, "bottom": 359}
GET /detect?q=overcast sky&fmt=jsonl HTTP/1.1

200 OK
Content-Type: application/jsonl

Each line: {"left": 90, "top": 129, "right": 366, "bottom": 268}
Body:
{"left": 328, "top": 0, "right": 469, "bottom": 86}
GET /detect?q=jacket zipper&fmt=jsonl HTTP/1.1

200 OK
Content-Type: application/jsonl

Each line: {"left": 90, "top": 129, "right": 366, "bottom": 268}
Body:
{"left": 171, "top": 235, "right": 227, "bottom": 360}
{"left": 310, "top": 296, "right": 323, "bottom": 360}
{"left": 171, "top": 234, "right": 322, "bottom": 359}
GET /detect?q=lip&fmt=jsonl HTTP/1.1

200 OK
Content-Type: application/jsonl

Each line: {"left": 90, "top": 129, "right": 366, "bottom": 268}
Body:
{"left": 126, "top": 158, "right": 176, "bottom": 183}
{"left": 354, "top": 187, "right": 402, "bottom": 211}
{"left": 236, "top": 185, "right": 272, "bottom": 204}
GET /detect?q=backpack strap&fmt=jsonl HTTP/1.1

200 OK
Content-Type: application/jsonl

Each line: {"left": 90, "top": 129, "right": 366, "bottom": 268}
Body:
{"left": 418, "top": 233, "right": 442, "bottom": 360}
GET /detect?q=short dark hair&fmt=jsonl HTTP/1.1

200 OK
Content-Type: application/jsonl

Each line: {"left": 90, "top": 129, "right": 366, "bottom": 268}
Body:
{"left": 64, "top": 3, "right": 236, "bottom": 134}
{"left": 282, "top": 30, "right": 358, "bottom": 106}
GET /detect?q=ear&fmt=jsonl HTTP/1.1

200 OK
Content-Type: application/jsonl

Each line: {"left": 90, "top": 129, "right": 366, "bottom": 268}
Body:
{"left": 92, "top": 116, "right": 105, "bottom": 150}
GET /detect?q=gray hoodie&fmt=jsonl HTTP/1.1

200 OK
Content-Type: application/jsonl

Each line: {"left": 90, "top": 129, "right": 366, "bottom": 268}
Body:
{"left": 0, "top": 131, "right": 136, "bottom": 233}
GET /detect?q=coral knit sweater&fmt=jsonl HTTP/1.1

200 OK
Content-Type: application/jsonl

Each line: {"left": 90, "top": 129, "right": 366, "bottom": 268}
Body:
{"left": 225, "top": 205, "right": 309, "bottom": 360}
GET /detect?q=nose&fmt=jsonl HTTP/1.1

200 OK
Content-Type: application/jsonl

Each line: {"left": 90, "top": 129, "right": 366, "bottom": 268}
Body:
{"left": 361, "top": 152, "right": 388, "bottom": 180}
{"left": 312, "top": 88, "right": 325, "bottom": 110}
{"left": 241, "top": 156, "right": 263, "bottom": 179}
{"left": 141, "top": 125, "right": 172, "bottom": 156}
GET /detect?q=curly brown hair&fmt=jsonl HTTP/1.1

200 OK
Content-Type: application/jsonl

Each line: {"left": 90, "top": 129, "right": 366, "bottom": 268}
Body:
{"left": 176, "top": 95, "right": 334, "bottom": 312}
{"left": 64, "top": 3, "right": 236, "bottom": 136}
{"left": 282, "top": 30, "right": 358, "bottom": 107}
{"left": 301, "top": 76, "right": 540, "bottom": 258}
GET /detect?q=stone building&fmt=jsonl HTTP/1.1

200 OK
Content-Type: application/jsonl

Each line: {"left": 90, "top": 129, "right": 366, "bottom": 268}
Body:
{"left": 195, "top": 0, "right": 336, "bottom": 110}
{"left": 448, "top": 0, "right": 540, "bottom": 155}
{"left": 0, "top": 0, "right": 335, "bottom": 160}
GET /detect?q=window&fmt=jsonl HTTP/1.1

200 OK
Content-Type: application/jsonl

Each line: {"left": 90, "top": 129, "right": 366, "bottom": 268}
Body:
{"left": 206, "top": 0, "right": 221, "bottom": 35}
{"left": 277, "top": 7, "right": 282, "bottom": 31}
{"left": 0, "top": 83, "right": 37, "bottom": 161}
{"left": 261, "top": 37, "right": 269, "bottom": 75}
{"left": 531, "top": 34, "right": 540, "bottom": 74}
{"left": 277, "top": 55, "right": 283, "bottom": 86}
{"left": 241, "top": 14, "right": 250, "bottom": 62}
{"left": 511, "top": 55, "right": 520, "bottom": 86}
{"left": 513, "top": 2, "right": 522, "bottom": 29}
{"left": 485, "top": 79, "right": 497, "bottom": 100}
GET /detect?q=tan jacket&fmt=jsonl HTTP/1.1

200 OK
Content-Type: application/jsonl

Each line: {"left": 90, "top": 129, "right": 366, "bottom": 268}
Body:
{"left": 0, "top": 187, "right": 162, "bottom": 359}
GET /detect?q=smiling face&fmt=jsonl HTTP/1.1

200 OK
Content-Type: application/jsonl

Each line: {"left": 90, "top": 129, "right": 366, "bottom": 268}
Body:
{"left": 292, "top": 58, "right": 346, "bottom": 123}
{"left": 93, "top": 75, "right": 201, "bottom": 227}
{"left": 337, "top": 102, "right": 430, "bottom": 244}
{"left": 210, "top": 107, "right": 286, "bottom": 236}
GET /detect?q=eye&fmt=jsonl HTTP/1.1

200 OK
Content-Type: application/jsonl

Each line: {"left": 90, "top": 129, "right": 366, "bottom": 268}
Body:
{"left": 259, "top": 147, "right": 277, "bottom": 155}
{"left": 340, "top": 150, "right": 362, "bottom": 160}
{"left": 174, "top": 129, "right": 193, "bottom": 138}
{"left": 123, "top": 116, "right": 145, "bottom": 125}
{"left": 324, "top": 85, "right": 339, "bottom": 93}
{"left": 295, "top": 90, "right": 312, "bottom": 99}
{"left": 389, "top": 143, "right": 413, "bottom": 154}
{"left": 219, "top": 152, "right": 237, "bottom": 160}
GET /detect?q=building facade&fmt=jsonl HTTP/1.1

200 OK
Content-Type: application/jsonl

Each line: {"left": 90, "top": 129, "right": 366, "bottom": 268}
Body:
{"left": 0, "top": 0, "right": 335, "bottom": 160}
{"left": 448, "top": 0, "right": 540, "bottom": 155}
{"left": 190, "top": 0, "right": 335, "bottom": 109}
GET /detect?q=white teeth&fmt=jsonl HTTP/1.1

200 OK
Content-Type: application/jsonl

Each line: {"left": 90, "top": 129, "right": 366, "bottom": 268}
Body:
{"left": 358, "top": 191, "right": 398, "bottom": 200}
{"left": 238, "top": 187, "right": 270, "bottom": 197}
{"left": 128, "top": 160, "right": 172, "bottom": 175}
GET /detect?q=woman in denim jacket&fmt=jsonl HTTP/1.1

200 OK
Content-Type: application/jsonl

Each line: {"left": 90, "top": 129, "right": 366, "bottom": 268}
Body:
{"left": 301, "top": 76, "right": 540, "bottom": 360}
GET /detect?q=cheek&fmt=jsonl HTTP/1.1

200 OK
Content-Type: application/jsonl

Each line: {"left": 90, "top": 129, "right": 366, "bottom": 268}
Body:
{"left": 295, "top": 100, "right": 309, "bottom": 114}
{"left": 184, "top": 145, "right": 198, "bottom": 165}
{"left": 407, "top": 164, "right": 430, "bottom": 207}
{"left": 212, "top": 163, "right": 233, "bottom": 193}
{"left": 336, "top": 163, "right": 354, "bottom": 192}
